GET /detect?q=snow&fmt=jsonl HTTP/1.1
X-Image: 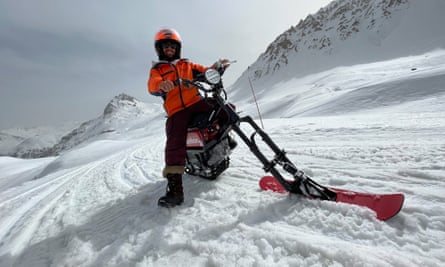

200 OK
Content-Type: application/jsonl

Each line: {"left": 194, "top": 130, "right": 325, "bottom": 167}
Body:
{"left": 0, "top": 49, "right": 444, "bottom": 266}
{"left": 233, "top": 50, "right": 445, "bottom": 121}
{"left": 231, "top": 0, "right": 445, "bottom": 100}
{"left": 0, "top": 125, "right": 73, "bottom": 157}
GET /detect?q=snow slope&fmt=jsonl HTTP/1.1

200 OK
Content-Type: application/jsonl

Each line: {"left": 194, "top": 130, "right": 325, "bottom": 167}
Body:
{"left": 0, "top": 51, "right": 444, "bottom": 266}
{"left": 231, "top": 0, "right": 445, "bottom": 99}
{"left": 0, "top": 124, "right": 74, "bottom": 157}
{"left": 234, "top": 50, "right": 445, "bottom": 119}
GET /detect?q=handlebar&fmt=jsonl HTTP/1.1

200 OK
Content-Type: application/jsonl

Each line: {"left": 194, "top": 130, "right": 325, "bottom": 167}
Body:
{"left": 173, "top": 59, "right": 235, "bottom": 95}
{"left": 174, "top": 70, "right": 221, "bottom": 93}
{"left": 179, "top": 78, "right": 215, "bottom": 93}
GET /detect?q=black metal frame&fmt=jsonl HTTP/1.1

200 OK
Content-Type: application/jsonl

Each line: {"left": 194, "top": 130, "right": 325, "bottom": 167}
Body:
{"left": 190, "top": 75, "right": 337, "bottom": 201}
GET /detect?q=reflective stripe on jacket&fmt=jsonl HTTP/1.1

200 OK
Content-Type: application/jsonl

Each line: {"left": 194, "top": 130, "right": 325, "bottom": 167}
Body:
{"left": 148, "top": 59, "right": 208, "bottom": 116}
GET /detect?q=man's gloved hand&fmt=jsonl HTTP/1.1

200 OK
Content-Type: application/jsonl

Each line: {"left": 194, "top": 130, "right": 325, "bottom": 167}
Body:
{"left": 213, "top": 59, "right": 231, "bottom": 72}
{"left": 159, "top": 80, "right": 174, "bottom": 92}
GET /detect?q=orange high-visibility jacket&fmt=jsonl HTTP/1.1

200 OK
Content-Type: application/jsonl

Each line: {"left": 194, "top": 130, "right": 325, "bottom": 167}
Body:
{"left": 148, "top": 59, "right": 208, "bottom": 116}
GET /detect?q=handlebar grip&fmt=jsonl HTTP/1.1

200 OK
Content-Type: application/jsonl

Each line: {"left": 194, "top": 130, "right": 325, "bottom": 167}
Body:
{"left": 173, "top": 78, "right": 193, "bottom": 88}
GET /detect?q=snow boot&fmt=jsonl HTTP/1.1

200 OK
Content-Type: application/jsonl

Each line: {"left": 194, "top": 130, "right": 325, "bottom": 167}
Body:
{"left": 158, "top": 173, "right": 184, "bottom": 208}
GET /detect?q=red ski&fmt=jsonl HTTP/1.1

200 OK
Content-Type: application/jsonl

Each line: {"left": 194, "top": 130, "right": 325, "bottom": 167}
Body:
{"left": 259, "top": 176, "right": 404, "bottom": 221}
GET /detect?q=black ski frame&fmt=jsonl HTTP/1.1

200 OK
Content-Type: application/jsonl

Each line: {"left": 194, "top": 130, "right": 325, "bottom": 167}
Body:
{"left": 190, "top": 73, "right": 337, "bottom": 201}
{"left": 214, "top": 92, "right": 337, "bottom": 201}
{"left": 185, "top": 72, "right": 403, "bottom": 220}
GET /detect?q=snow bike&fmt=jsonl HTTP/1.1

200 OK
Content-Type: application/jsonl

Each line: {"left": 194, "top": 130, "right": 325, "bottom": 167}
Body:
{"left": 181, "top": 66, "right": 404, "bottom": 221}
{"left": 180, "top": 66, "right": 237, "bottom": 180}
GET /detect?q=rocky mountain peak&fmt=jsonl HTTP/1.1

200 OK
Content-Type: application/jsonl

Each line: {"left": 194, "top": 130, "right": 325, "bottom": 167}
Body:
{"left": 254, "top": 0, "right": 410, "bottom": 81}
{"left": 103, "top": 93, "right": 138, "bottom": 117}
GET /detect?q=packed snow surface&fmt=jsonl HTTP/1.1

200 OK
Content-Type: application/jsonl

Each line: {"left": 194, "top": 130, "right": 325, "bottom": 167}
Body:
{"left": 1, "top": 51, "right": 445, "bottom": 266}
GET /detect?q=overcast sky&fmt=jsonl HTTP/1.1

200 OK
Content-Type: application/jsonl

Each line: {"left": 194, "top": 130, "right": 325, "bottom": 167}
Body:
{"left": 0, "top": 0, "right": 331, "bottom": 129}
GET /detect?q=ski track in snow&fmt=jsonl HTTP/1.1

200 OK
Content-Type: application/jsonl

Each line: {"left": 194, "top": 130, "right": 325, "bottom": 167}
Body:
{"left": 1, "top": 110, "right": 444, "bottom": 266}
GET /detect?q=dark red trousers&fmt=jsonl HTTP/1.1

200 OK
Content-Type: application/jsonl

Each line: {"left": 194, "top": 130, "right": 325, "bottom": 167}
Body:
{"left": 165, "top": 99, "right": 226, "bottom": 166}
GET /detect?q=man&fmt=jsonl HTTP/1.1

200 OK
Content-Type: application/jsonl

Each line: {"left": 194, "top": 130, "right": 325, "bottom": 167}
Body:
{"left": 147, "top": 28, "right": 230, "bottom": 207}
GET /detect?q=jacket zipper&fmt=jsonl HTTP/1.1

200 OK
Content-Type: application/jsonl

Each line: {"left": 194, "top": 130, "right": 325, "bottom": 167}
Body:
{"left": 170, "top": 62, "right": 186, "bottom": 110}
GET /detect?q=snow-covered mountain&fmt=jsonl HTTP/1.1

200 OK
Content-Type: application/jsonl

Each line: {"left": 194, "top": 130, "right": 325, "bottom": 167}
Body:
{"left": 0, "top": 125, "right": 74, "bottom": 158}
{"left": 43, "top": 93, "right": 163, "bottom": 157}
{"left": 2, "top": 94, "right": 163, "bottom": 159}
{"left": 234, "top": 50, "right": 445, "bottom": 119}
{"left": 231, "top": 0, "right": 445, "bottom": 99}
{"left": 0, "top": 132, "right": 25, "bottom": 156}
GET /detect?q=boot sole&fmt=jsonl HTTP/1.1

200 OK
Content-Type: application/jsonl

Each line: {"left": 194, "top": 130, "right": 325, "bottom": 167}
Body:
{"left": 158, "top": 199, "right": 184, "bottom": 208}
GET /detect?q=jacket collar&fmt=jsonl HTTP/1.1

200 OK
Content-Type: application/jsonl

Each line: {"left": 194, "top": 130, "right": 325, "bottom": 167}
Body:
{"left": 152, "top": 58, "right": 189, "bottom": 67}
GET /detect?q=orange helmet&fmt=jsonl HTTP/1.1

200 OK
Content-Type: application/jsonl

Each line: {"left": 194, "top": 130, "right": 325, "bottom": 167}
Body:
{"left": 154, "top": 28, "right": 182, "bottom": 61}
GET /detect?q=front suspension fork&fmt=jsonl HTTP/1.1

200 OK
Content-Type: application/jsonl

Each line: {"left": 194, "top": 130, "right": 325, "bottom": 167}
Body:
{"left": 232, "top": 115, "right": 336, "bottom": 200}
